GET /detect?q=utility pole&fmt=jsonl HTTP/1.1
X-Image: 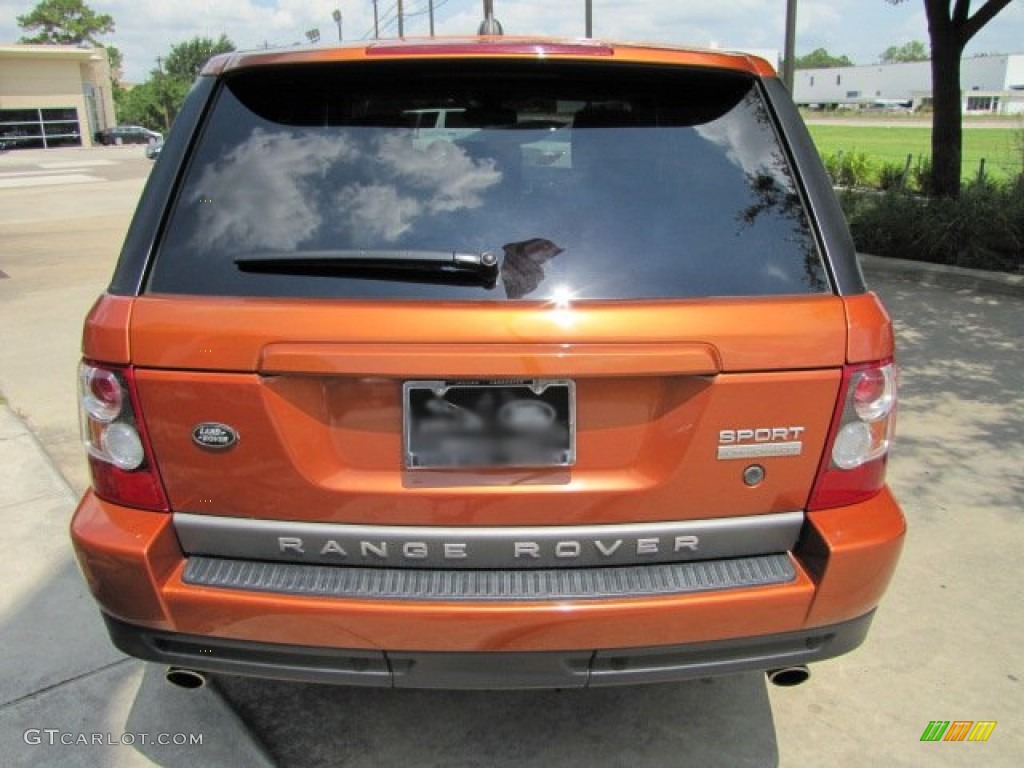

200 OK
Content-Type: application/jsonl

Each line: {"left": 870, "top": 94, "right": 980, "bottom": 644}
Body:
{"left": 429, "top": 0, "right": 435, "bottom": 37}
{"left": 397, "top": 0, "right": 404, "bottom": 38}
{"left": 783, "top": 0, "right": 797, "bottom": 92}
{"left": 154, "top": 57, "right": 171, "bottom": 133}
{"left": 373, "top": 0, "right": 379, "bottom": 39}
{"left": 332, "top": 9, "right": 342, "bottom": 42}
{"left": 585, "top": 0, "right": 592, "bottom": 38}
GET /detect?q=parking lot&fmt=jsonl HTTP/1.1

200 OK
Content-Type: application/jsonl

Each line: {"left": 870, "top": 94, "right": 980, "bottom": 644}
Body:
{"left": 0, "top": 146, "right": 1021, "bottom": 766}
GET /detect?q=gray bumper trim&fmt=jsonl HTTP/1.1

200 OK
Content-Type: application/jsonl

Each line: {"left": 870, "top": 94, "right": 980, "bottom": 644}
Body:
{"left": 182, "top": 553, "right": 796, "bottom": 601}
{"left": 102, "top": 611, "right": 875, "bottom": 689}
{"left": 173, "top": 510, "right": 804, "bottom": 570}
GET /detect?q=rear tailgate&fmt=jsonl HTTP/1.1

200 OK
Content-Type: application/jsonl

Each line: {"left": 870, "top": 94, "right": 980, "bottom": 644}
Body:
{"left": 130, "top": 295, "right": 843, "bottom": 527}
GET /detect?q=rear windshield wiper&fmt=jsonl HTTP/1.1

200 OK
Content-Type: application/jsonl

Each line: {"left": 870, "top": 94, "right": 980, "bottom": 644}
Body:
{"left": 235, "top": 250, "right": 499, "bottom": 288}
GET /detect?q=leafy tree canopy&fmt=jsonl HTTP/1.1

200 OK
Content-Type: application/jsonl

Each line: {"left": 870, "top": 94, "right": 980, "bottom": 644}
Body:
{"left": 114, "top": 77, "right": 188, "bottom": 132}
{"left": 115, "top": 35, "right": 236, "bottom": 133}
{"left": 162, "top": 34, "right": 236, "bottom": 83}
{"left": 794, "top": 48, "right": 854, "bottom": 69}
{"left": 880, "top": 40, "right": 929, "bottom": 63}
{"left": 104, "top": 43, "right": 123, "bottom": 81}
{"left": 17, "top": 0, "right": 114, "bottom": 46}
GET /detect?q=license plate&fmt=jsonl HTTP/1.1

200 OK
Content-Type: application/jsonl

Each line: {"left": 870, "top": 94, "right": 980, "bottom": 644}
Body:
{"left": 403, "top": 380, "right": 575, "bottom": 469}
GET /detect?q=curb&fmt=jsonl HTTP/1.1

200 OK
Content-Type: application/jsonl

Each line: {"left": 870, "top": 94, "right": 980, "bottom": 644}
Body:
{"left": 0, "top": 401, "right": 77, "bottom": 505}
{"left": 858, "top": 253, "right": 1024, "bottom": 299}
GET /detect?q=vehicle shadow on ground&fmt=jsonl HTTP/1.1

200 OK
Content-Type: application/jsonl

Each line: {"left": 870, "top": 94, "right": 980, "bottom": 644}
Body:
{"left": 216, "top": 672, "right": 779, "bottom": 768}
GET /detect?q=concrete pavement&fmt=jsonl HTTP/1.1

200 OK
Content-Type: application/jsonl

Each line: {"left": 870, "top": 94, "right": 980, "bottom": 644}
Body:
{"left": 2, "top": 145, "right": 1022, "bottom": 766}
{"left": 0, "top": 148, "right": 273, "bottom": 767}
{"left": 0, "top": 403, "right": 274, "bottom": 767}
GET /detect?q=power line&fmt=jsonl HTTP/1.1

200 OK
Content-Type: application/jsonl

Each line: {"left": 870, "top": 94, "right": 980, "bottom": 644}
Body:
{"left": 362, "top": 0, "right": 454, "bottom": 39}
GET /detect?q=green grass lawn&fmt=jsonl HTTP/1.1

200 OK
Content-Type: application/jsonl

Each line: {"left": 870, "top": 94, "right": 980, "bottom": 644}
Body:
{"left": 806, "top": 124, "right": 1022, "bottom": 181}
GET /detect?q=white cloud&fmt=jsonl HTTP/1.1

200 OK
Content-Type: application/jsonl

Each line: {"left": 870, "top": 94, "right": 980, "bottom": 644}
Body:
{"left": 188, "top": 126, "right": 501, "bottom": 250}
{"left": 190, "top": 128, "right": 358, "bottom": 252}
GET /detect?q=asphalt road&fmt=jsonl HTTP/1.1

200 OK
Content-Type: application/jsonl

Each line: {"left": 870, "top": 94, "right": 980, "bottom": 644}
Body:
{"left": 1, "top": 146, "right": 1021, "bottom": 766}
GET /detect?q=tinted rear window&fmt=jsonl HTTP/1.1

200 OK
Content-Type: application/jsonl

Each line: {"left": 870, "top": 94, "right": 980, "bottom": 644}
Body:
{"left": 149, "top": 60, "right": 827, "bottom": 300}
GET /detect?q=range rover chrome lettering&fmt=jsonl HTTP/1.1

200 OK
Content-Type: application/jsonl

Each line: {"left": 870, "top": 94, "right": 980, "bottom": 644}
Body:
{"left": 71, "top": 36, "right": 905, "bottom": 690}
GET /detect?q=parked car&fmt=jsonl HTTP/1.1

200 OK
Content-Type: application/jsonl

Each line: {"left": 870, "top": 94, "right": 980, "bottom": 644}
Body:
{"left": 72, "top": 37, "right": 905, "bottom": 690}
{"left": 0, "top": 128, "right": 33, "bottom": 150}
{"left": 144, "top": 139, "right": 163, "bottom": 159}
{"left": 95, "top": 125, "right": 162, "bottom": 146}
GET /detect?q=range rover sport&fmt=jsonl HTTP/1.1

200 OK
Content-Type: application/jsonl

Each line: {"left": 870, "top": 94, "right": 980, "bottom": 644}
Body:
{"left": 71, "top": 37, "right": 905, "bottom": 689}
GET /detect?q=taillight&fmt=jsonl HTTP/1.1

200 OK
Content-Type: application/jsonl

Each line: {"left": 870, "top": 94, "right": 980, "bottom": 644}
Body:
{"left": 78, "top": 363, "right": 169, "bottom": 511}
{"left": 808, "top": 361, "right": 898, "bottom": 510}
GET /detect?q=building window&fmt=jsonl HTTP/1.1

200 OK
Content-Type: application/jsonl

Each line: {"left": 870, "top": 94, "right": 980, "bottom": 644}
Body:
{"left": 0, "top": 107, "right": 81, "bottom": 150}
{"left": 966, "top": 96, "right": 994, "bottom": 112}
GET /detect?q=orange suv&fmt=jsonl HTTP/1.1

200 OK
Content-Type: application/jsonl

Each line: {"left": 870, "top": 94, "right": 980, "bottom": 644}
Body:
{"left": 72, "top": 38, "right": 904, "bottom": 689}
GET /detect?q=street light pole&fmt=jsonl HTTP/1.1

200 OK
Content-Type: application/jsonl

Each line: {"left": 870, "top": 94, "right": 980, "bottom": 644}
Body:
{"left": 373, "top": 0, "right": 379, "bottom": 39}
{"left": 332, "top": 9, "right": 342, "bottom": 42}
{"left": 398, "top": 0, "right": 404, "bottom": 37}
{"left": 783, "top": 0, "right": 797, "bottom": 92}
{"left": 429, "top": 0, "right": 435, "bottom": 37}
{"left": 585, "top": 0, "right": 592, "bottom": 38}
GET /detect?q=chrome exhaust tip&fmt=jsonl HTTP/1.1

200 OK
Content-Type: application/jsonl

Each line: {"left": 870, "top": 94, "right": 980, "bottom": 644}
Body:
{"left": 165, "top": 667, "right": 207, "bottom": 689}
{"left": 766, "top": 665, "right": 810, "bottom": 687}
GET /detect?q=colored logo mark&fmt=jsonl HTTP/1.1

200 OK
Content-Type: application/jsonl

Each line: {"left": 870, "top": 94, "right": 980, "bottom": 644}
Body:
{"left": 920, "top": 721, "right": 997, "bottom": 742}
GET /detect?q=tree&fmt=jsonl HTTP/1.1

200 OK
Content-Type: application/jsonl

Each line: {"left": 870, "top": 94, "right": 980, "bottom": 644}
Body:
{"left": 113, "top": 82, "right": 163, "bottom": 131}
{"left": 880, "top": 40, "right": 929, "bottom": 62}
{"left": 104, "top": 44, "right": 123, "bottom": 84}
{"left": 888, "top": 1, "right": 1015, "bottom": 198}
{"left": 793, "top": 48, "right": 854, "bottom": 69}
{"left": 114, "top": 35, "right": 236, "bottom": 132}
{"left": 17, "top": 0, "right": 114, "bottom": 46}
{"left": 163, "top": 35, "right": 235, "bottom": 83}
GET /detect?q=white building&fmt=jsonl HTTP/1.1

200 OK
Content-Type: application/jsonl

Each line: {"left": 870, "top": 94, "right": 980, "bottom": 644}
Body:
{"left": 793, "top": 54, "right": 1024, "bottom": 115}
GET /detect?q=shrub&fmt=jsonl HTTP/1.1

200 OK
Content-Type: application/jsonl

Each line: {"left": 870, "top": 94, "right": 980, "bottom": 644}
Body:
{"left": 840, "top": 179, "right": 1023, "bottom": 274}
{"left": 910, "top": 156, "right": 933, "bottom": 196}
{"left": 822, "top": 150, "right": 873, "bottom": 188}
{"left": 877, "top": 161, "right": 907, "bottom": 191}
{"left": 822, "top": 151, "right": 842, "bottom": 185}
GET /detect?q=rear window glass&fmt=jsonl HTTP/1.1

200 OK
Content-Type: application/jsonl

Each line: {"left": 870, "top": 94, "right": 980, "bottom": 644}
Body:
{"left": 148, "top": 60, "right": 827, "bottom": 300}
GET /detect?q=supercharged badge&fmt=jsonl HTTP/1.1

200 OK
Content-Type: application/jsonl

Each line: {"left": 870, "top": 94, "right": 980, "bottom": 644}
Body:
{"left": 717, "top": 426, "right": 805, "bottom": 460}
{"left": 192, "top": 423, "right": 239, "bottom": 450}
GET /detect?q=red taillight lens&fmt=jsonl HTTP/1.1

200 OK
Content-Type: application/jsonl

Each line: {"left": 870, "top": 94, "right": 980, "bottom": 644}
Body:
{"left": 79, "top": 363, "right": 169, "bottom": 511}
{"left": 81, "top": 367, "right": 123, "bottom": 422}
{"left": 852, "top": 367, "right": 895, "bottom": 422}
{"left": 809, "top": 361, "right": 898, "bottom": 510}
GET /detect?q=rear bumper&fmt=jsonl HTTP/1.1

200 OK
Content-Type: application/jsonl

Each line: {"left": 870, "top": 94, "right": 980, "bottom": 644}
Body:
{"left": 103, "top": 610, "right": 874, "bottom": 689}
{"left": 71, "top": 488, "right": 904, "bottom": 686}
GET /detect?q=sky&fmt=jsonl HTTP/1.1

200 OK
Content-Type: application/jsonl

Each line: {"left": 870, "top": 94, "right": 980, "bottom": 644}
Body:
{"left": 1, "top": 0, "right": 1023, "bottom": 83}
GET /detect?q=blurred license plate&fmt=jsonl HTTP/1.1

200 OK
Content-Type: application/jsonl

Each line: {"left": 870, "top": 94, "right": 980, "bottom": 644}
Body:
{"left": 403, "top": 380, "right": 575, "bottom": 469}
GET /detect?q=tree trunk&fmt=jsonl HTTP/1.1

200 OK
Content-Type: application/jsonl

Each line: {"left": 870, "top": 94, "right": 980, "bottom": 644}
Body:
{"left": 927, "top": 14, "right": 965, "bottom": 198}
{"left": 921, "top": 0, "right": 1015, "bottom": 199}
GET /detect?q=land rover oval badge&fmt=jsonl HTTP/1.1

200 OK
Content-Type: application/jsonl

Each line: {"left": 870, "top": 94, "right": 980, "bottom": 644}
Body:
{"left": 192, "top": 423, "right": 238, "bottom": 450}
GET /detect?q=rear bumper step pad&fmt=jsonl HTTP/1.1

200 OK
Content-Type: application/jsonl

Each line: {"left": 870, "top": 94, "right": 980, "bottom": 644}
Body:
{"left": 182, "top": 553, "right": 796, "bottom": 602}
